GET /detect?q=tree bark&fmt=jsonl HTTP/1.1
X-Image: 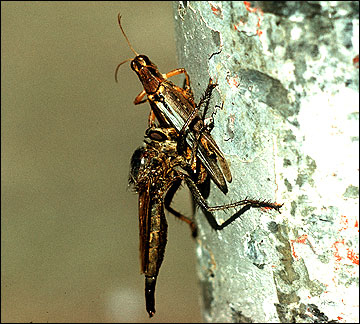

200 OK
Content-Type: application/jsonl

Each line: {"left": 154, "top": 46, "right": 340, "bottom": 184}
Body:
{"left": 173, "top": 1, "right": 359, "bottom": 323}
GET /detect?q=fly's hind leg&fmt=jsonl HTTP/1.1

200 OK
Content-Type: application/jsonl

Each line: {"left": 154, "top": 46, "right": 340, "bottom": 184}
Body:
{"left": 164, "top": 178, "right": 198, "bottom": 238}
{"left": 183, "top": 174, "right": 282, "bottom": 230}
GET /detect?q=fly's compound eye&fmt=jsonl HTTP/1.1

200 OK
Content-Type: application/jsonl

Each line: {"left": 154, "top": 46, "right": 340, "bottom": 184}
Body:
{"left": 145, "top": 128, "right": 168, "bottom": 142}
{"left": 129, "top": 147, "right": 147, "bottom": 182}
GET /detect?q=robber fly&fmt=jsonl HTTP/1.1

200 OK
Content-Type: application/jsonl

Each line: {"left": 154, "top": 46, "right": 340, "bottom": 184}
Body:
{"left": 129, "top": 127, "right": 282, "bottom": 318}
{"left": 116, "top": 14, "right": 232, "bottom": 194}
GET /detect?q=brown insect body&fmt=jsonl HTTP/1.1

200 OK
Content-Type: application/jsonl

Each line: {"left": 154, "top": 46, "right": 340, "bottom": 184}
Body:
{"left": 129, "top": 128, "right": 189, "bottom": 317}
{"left": 129, "top": 127, "right": 282, "bottom": 317}
{"left": 116, "top": 14, "right": 231, "bottom": 193}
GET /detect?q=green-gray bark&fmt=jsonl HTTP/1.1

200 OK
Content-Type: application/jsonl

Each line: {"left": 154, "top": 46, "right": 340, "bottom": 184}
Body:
{"left": 173, "top": 1, "right": 359, "bottom": 323}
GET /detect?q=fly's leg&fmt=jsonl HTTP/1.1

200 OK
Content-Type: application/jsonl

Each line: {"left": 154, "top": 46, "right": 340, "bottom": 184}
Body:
{"left": 179, "top": 78, "right": 217, "bottom": 137}
{"left": 186, "top": 79, "right": 218, "bottom": 167}
{"left": 189, "top": 137, "right": 200, "bottom": 170}
{"left": 167, "top": 78, "right": 218, "bottom": 142}
{"left": 164, "top": 178, "right": 198, "bottom": 237}
{"left": 197, "top": 78, "right": 218, "bottom": 122}
{"left": 183, "top": 174, "right": 282, "bottom": 230}
{"left": 145, "top": 276, "right": 156, "bottom": 317}
{"left": 195, "top": 80, "right": 233, "bottom": 183}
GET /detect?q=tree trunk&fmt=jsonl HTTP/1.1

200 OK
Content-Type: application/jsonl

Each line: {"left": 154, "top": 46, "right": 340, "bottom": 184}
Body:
{"left": 173, "top": 1, "right": 359, "bottom": 323}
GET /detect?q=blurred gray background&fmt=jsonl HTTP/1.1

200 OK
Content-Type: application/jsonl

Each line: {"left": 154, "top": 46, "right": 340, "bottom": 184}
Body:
{"left": 1, "top": 1, "right": 202, "bottom": 322}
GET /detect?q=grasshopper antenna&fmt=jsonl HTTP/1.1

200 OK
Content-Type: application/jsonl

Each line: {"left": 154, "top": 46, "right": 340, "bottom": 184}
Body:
{"left": 115, "top": 14, "right": 139, "bottom": 82}
{"left": 115, "top": 58, "right": 132, "bottom": 82}
{"left": 117, "top": 13, "right": 138, "bottom": 56}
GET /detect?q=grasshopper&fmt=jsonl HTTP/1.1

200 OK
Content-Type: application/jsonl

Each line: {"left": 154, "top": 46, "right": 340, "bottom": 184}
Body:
{"left": 116, "top": 14, "right": 232, "bottom": 193}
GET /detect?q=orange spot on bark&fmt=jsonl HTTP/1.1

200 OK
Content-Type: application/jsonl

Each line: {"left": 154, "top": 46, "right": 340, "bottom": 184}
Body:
{"left": 209, "top": 3, "right": 222, "bottom": 17}
{"left": 353, "top": 55, "right": 359, "bottom": 68}
{"left": 290, "top": 234, "right": 309, "bottom": 261}
{"left": 347, "top": 249, "right": 359, "bottom": 265}
{"left": 244, "top": 1, "right": 257, "bottom": 13}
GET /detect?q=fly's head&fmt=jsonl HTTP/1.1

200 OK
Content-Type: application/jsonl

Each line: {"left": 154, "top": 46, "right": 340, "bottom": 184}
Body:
{"left": 145, "top": 127, "right": 177, "bottom": 141}
{"left": 129, "top": 145, "right": 163, "bottom": 192}
{"left": 145, "top": 127, "right": 178, "bottom": 156}
{"left": 145, "top": 127, "right": 209, "bottom": 187}
{"left": 129, "top": 127, "right": 178, "bottom": 191}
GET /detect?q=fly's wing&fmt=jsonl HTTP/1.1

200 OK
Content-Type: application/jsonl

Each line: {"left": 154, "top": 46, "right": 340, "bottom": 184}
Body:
{"left": 195, "top": 143, "right": 228, "bottom": 193}
{"left": 201, "top": 132, "right": 232, "bottom": 183}
{"left": 129, "top": 146, "right": 153, "bottom": 274}
{"left": 138, "top": 181, "right": 151, "bottom": 274}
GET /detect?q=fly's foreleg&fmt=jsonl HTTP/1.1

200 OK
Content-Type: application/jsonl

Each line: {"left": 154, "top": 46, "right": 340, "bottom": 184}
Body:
{"left": 197, "top": 78, "right": 218, "bottom": 121}
{"left": 181, "top": 79, "right": 219, "bottom": 168}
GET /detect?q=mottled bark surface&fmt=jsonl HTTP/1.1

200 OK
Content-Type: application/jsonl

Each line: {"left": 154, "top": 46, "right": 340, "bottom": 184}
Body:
{"left": 173, "top": 1, "right": 359, "bottom": 322}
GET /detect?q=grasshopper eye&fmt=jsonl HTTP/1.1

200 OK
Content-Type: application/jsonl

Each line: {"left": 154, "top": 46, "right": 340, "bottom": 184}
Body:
{"left": 131, "top": 55, "right": 153, "bottom": 72}
{"left": 130, "top": 60, "right": 139, "bottom": 71}
{"left": 137, "top": 55, "right": 152, "bottom": 66}
{"left": 132, "top": 55, "right": 152, "bottom": 69}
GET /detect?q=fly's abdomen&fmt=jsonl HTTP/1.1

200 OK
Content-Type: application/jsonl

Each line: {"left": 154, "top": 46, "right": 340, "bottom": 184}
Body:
{"left": 144, "top": 199, "right": 168, "bottom": 318}
{"left": 144, "top": 199, "right": 168, "bottom": 277}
